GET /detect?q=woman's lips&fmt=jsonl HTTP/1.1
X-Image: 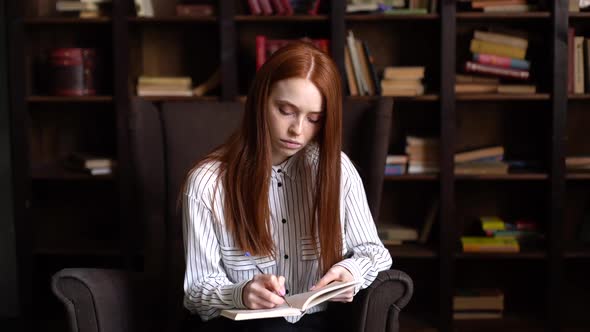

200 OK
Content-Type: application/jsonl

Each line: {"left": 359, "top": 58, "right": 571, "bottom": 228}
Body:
{"left": 281, "top": 139, "right": 302, "bottom": 149}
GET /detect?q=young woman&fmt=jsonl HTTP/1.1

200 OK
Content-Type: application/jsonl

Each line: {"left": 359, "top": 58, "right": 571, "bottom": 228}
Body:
{"left": 182, "top": 42, "right": 392, "bottom": 332}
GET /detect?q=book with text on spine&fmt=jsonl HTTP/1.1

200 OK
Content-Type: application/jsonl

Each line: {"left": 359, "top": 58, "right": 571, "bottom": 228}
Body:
{"left": 220, "top": 280, "right": 360, "bottom": 321}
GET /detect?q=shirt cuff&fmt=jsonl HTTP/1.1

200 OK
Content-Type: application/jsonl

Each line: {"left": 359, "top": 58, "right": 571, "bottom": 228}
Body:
{"left": 335, "top": 258, "right": 363, "bottom": 294}
{"left": 231, "top": 279, "right": 251, "bottom": 309}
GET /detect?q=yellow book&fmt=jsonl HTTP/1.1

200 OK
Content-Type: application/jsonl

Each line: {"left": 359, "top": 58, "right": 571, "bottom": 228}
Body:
{"left": 479, "top": 216, "right": 505, "bottom": 231}
{"left": 470, "top": 39, "right": 526, "bottom": 60}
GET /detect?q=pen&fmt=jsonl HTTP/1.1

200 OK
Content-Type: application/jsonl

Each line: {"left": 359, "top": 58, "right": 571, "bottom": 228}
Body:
{"left": 244, "top": 251, "right": 291, "bottom": 307}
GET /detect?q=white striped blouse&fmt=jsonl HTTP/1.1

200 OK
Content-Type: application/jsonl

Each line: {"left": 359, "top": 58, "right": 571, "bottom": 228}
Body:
{"left": 182, "top": 145, "right": 392, "bottom": 323}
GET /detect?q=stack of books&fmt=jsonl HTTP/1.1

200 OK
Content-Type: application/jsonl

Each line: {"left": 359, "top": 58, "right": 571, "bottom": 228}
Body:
{"left": 566, "top": 156, "right": 590, "bottom": 173}
{"left": 457, "top": 29, "right": 536, "bottom": 95}
{"left": 567, "top": 28, "right": 590, "bottom": 95}
{"left": 454, "top": 145, "right": 508, "bottom": 175}
{"left": 457, "top": 0, "right": 538, "bottom": 13}
{"left": 453, "top": 289, "right": 504, "bottom": 320}
{"left": 380, "top": 67, "right": 426, "bottom": 96}
{"left": 384, "top": 155, "right": 408, "bottom": 176}
{"left": 56, "top": 0, "right": 111, "bottom": 18}
{"left": 405, "top": 136, "right": 439, "bottom": 174}
{"left": 377, "top": 223, "right": 418, "bottom": 245}
{"left": 344, "top": 31, "right": 379, "bottom": 96}
{"left": 247, "top": 0, "right": 323, "bottom": 15}
{"left": 345, "top": 0, "right": 437, "bottom": 14}
{"left": 137, "top": 76, "right": 193, "bottom": 97}
{"left": 461, "top": 215, "right": 543, "bottom": 253}
{"left": 480, "top": 216, "right": 542, "bottom": 245}
{"left": 65, "top": 152, "right": 115, "bottom": 176}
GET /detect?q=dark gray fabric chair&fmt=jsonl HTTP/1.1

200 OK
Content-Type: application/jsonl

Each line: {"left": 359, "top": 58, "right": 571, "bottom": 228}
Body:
{"left": 51, "top": 97, "right": 413, "bottom": 332}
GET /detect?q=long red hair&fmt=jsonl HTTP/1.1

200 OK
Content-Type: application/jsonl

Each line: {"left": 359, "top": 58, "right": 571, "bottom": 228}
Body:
{"left": 196, "top": 42, "right": 342, "bottom": 273}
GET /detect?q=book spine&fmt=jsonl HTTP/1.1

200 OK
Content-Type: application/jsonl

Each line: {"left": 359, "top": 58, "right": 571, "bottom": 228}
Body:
{"left": 568, "top": 28, "right": 575, "bottom": 94}
{"left": 255, "top": 35, "right": 266, "bottom": 70}
{"left": 308, "top": 0, "right": 321, "bottom": 15}
{"left": 270, "top": 0, "right": 285, "bottom": 15}
{"left": 474, "top": 30, "right": 528, "bottom": 49}
{"left": 470, "top": 39, "right": 526, "bottom": 60}
{"left": 473, "top": 53, "right": 530, "bottom": 70}
{"left": 362, "top": 40, "right": 381, "bottom": 95}
{"left": 259, "top": 0, "right": 274, "bottom": 15}
{"left": 248, "top": 0, "right": 262, "bottom": 15}
{"left": 281, "top": 0, "right": 294, "bottom": 15}
{"left": 465, "top": 61, "right": 529, "bottom": 80}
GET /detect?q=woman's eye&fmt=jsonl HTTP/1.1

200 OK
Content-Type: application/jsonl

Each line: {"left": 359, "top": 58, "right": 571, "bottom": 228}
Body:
{"left": 308, "top": 115, "right": 322, "bottom": 124}
{"left": 278, "top": 106, "right": 292, "bottom": 115}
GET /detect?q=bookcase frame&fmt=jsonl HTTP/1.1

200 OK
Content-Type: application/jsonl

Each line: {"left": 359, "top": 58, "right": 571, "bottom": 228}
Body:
{"left": 5, "top": 1, "right": 589, "bottom": 331}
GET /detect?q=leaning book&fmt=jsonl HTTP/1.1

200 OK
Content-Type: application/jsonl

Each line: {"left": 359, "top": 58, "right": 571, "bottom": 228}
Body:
{"left": 220, "top": 280, "right": 360, "bottom": 321}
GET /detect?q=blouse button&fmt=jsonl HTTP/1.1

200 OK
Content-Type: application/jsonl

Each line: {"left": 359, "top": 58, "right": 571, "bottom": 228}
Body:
{"left": 282, "top": 218, "right": 287, "bottom": 224}
{"left": 278, "top": 182, "right": 282, "bottom": 187}
{"left": 284, "top": 254, "right": 289, "bottom": 259}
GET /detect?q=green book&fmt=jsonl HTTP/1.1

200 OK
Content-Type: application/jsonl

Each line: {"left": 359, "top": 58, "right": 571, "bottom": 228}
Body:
{"left": 383, "top": 8, "right": 428, "bottom": 15}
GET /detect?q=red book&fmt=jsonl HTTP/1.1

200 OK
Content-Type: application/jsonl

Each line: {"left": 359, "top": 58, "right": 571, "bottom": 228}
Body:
{"left": 256, "top": 35, "right": 330, "bottom": 70}
{"left": 248, "top": 0, "right": 262, "bottom": 15}
{"left": 270, "top": 0, "right": 286, "bottom": 15}
{"left": 308, "top": 0, "right": 321, "bottom": 15}
{"left": 259, "top": 0, "right": 273, "bottom": 15}
{"left": 465, "top": 61, "right": 529, "bottom": 80}
{"left": 281, "top": 0, "right": 294, "bottom": 15}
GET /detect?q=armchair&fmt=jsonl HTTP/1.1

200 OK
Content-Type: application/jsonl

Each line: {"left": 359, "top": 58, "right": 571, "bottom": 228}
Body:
{"left": 52, "top": 97, "right": 413, "bottom": 332}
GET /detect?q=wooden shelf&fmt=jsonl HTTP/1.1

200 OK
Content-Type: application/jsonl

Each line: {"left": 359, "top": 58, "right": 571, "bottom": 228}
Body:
{"left": 27, "top": 95, "right": 114, "bottom": 103}
{"left": 564, "top": 244, "right": 590, "bottom": 259}
{"left": 235, "top": 15, "right": 329, "bottom": 22}
{"left": 348, "top": 94, "right": 439, "bottom": 102}
{"left": 31, "top": 163, "right": 114, "bottom": 181}
{"left": 569, "top": 94, "right": 590, "bottom": 100}
{"left": 385, "top": 174, "right": 438, "bottom": 181}
{"left": 345, "top": 14, "right": 440, "bottom": 21}
{"left": 128, "top": 16, "right": 217, "bottom": 23}
{"left": 456, "top": 12, "right": 551, "bottom": 20}
{"left": 566, "top": 173, "right": 590, "bottom": 180}
{"left": 23, "top": 17, "right": 111, "bottom": 24}
{"left": 136, "top": 95, "right": 220, "bottom": 102}
{"left": 456, "top": 93, "right": 550, "bottom": 101}
{"left": 453, "top": 313, "right": 544, "bottom": 331}
{"left": 455, "top": 250, "right": 546, "bottom": 259}
{"left": 569, "top": 12, "right": 590, "bottom": 19}
{"left": 455, "top": 173, "right": 548, "bottom": 181}
{"left": 386, "top": 244, "right": 438, "bottom": 258}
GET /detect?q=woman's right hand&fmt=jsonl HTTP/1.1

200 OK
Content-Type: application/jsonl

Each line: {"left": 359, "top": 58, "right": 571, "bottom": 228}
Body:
{"left": 242, "top": 274, "right": 286, "bottom": 309}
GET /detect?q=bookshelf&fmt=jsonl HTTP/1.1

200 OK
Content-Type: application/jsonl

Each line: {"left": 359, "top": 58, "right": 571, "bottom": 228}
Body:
{"left": 5, "top": 1, "right": 590, "bottom": 332}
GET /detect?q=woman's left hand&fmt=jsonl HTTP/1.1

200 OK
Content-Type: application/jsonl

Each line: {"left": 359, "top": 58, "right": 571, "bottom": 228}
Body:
{"left": 309, "top": 265, "right": 355, "bottom": 303}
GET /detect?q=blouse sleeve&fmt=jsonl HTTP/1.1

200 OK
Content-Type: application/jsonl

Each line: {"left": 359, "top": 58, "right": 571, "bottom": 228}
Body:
{"left": 334, "top": 156, "right": 393, "bottom": 294}
{"left": 182, "top": 174, "right": 249, "bottom": 321}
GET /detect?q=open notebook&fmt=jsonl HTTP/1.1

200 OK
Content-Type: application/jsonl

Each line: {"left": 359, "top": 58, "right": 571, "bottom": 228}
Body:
{"left": 220, "top": 280, "right": 360, "bottom": 321}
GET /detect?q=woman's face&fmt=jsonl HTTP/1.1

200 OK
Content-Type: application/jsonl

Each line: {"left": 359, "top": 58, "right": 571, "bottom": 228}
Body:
{"left": 267, "top": 78, "right": 324, "bottom": 165}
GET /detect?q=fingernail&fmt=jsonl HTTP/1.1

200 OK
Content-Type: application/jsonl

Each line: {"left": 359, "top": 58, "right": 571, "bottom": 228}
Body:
{"left": 280, "top": 289, "right": 285, "bottom": 296}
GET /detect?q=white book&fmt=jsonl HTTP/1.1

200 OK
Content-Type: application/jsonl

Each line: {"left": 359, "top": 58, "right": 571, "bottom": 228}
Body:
{"left": 135, "top": 0, "right": 154, "bottom": 17}
{"left": 346, "top": 31, "right": 368, "bottom": 96}
{"left": 220, "top": 280, "right": 361, "bottom": 321}
{"left": 575, "top": 36, "right": 585, "bottom": 94}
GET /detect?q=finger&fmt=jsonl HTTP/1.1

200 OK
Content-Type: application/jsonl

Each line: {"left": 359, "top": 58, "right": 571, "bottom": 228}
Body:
{"left": 266, "top": 275, "right": 284, "bottom": 296}
{"left": 278, "top": 275, "right": 286, "bottom": 295}
{"left": 249, "top": 297, "right": 277, "bottom": 309}
{"left": 255, "top": 287, "right": 285, "bottom": 305}
{"left": 311, "top": 269, "right": 337, "bottom": 291}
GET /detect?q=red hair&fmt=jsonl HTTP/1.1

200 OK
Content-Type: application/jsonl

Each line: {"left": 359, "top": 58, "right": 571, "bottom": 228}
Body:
{"left": 198, "top": 42, "right": 342, "bottom": 273}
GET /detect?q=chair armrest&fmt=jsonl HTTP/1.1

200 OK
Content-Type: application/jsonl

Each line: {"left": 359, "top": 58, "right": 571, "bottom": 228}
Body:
{"left": 51, "top": 268, "right": 143, "bottom": 332}
{"left": 329, "top": 269, "right": 414, "bottom": 332}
